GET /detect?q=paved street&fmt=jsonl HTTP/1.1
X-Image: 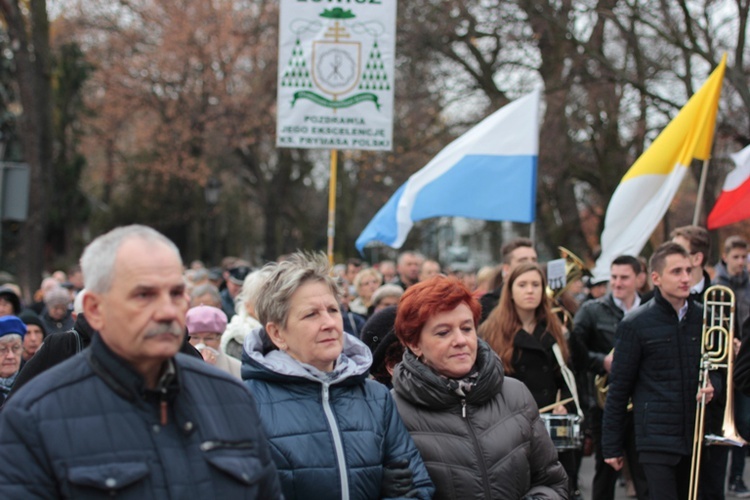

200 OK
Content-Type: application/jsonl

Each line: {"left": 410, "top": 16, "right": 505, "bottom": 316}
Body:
{"left": 576, "top": 454, "right": 750, "bottom": 499}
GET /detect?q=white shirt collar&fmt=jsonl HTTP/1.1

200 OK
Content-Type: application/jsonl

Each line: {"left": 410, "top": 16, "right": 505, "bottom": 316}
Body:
{"left": 690, "top": 276, "right": 706, "bottom": 295}
{"left": 678, "top": 300, "right": 689, "bottom": 321}
{"left": 613, "top": 294, "right": 641, "bottom": 314}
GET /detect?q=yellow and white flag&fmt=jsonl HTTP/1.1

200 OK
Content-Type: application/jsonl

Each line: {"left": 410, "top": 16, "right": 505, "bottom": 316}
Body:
{"left": 593, "top": 55, "right": 727, "bottom": 277}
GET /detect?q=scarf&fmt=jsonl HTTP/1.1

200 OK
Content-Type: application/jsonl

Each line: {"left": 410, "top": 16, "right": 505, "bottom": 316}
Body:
{"left": 0, "top": 371, "right": 18, "bottom": 401}
{"left": 432, "top": 366, "right": 480, "bottom": 397}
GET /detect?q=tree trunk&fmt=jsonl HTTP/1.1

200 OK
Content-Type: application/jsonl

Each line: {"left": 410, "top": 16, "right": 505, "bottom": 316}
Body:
{"left": 0, "top": 0, "right": 53, "bottom": 301}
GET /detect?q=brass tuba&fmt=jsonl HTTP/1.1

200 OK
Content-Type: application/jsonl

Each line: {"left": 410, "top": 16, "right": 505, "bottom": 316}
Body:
{"left": 594, "top": 361, "right": 610, "bottom": 410}
{"left": 594, "top": 353, "right": 632, "bottom": 411}
{"left": 548, "top": 246, "right": 590, "bottom": 330}
{"left": 688, "top": 285, "right": 747, "bottom": 500}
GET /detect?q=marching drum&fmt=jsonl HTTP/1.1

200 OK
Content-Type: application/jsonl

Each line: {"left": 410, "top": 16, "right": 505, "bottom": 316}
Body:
{"left": 541, "top": 414, "right": 582, "bottom": 450}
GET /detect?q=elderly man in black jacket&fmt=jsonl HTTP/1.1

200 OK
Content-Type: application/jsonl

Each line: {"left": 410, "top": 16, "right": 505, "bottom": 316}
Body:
{"left": 0, "top": 225, "right": 281, "bottom": 498}
{"left": 603, "top": 242, "right": 715, "bottom": 500}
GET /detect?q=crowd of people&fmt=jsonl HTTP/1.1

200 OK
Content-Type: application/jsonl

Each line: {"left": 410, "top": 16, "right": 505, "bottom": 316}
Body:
{"left": 0, "top": 224, "right": 749, "bottom": 499}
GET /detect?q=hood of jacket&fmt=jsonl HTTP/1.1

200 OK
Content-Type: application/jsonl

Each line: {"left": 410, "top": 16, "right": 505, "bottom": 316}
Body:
{"left": 221, "top": 313, "right": 261, "bottom": 353}
{"left": 242, "top": 326, "right": 372, "bottom": 386}
{"left": 392, "top": 339, "right": 504, "bottom": 410}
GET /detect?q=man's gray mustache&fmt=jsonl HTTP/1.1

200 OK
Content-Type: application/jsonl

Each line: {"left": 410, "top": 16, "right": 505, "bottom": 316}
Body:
{"left": 144, "top": 323, "right": 183, "bottom": 339}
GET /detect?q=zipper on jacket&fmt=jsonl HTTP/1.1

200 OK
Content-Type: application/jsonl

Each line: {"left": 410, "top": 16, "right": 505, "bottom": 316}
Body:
{"left": 322, "top": 383, "right": 350, "bottom": 500}
{"left": 200, "top": 441, "right": 255, "bottom": 452}
{"left": 461, "top": 398, "right": 492, "bottom": 499}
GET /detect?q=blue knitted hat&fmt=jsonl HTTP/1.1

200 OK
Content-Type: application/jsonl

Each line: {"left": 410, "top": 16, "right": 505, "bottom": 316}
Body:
{"left": 0, "top": 315, "right": 26, "bottom": 339}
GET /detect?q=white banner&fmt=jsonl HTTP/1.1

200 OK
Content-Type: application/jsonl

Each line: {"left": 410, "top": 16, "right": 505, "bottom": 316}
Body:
{"left": 277, "top": 1, "right": 396, "bottom": 151}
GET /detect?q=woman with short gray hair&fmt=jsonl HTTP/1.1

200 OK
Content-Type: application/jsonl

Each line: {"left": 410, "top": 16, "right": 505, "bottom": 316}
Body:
{"left": 243, "top": 251, "right": 433, "bottom": 500}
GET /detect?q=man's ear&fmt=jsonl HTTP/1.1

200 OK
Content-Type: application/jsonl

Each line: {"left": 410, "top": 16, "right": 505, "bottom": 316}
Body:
{"left": 651, "top": 271, "right": 662, "bottom": 289}
{"left": 692, "top": 252, "right": 704, "bottom": 268}
{"left": 83, "top": 292, "right": 105, "bottom": 331}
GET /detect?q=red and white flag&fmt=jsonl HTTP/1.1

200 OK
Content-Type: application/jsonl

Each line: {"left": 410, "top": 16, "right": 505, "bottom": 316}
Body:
{"left": 708, "top": 145, "right": 750, "bottom": 229}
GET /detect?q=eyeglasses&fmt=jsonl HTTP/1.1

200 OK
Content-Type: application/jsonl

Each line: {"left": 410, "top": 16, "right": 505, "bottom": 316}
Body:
{"left": 0, "top": 344, "right": 22, "bottom": 356}
{"left": 190, "top": 334, "right": 221, "bottom": 343}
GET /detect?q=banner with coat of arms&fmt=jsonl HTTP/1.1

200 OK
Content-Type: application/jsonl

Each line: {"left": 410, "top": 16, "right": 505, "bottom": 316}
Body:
{"left": 276, "top": 1, "right": 397, "bottom": 151}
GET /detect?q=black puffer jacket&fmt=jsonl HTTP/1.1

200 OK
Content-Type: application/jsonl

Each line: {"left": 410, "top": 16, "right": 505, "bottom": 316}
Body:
{"left": 735, "top": 331, "right": 750, "bottom": 396}
{"left": 391, "top": 339, "right": 568, "bottom": 500}
{"left": 602, "top": 288, "right": 703, "bottom": 458}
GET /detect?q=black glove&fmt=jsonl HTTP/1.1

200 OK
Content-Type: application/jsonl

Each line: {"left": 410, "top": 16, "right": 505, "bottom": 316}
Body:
{"left": 381, "top": 459, "right": 414, "bottom": 498}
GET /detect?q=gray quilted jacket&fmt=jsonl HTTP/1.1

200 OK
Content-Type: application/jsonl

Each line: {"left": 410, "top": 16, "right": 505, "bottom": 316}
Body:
{"left": 391, "top": 339, "right": 568, "bottom": 500}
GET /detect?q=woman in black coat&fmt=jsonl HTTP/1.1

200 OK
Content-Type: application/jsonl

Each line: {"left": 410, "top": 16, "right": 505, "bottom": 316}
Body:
{"left": 479, "top": 262, "right": 580, "bottom": 498}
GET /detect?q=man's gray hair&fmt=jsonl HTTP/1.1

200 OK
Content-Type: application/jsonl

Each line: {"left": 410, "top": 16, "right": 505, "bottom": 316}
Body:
{"left": 255, "top": 252, "right": 341, "bottom": 328}
{"left": 190, "top": 283, "right": 222, "bottom": 307}
{"left": 371, "top": 284, "right": 404, "bottom": 308}
{"left": 80, "top": 225, "right": 181, "bottom": 293}
{"left": 235, "top": 268, "right": 274, "bottom": 318}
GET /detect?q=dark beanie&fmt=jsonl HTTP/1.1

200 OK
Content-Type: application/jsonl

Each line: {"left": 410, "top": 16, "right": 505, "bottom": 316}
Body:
{"left": 359, "top": 305, "right": 397, "bottom": 354}
{"left": 372, "top": 330, "right": 402, "bottom": 376}
{"left": 0, "top": 286, "right": 21, "bottom": 315}
{"left": 19, "top": 310, "right": 47, "bottom": 338}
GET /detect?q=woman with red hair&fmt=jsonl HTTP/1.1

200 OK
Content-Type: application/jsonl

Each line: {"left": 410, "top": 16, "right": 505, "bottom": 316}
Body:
{"left": 479, "top": 262, "right": 581, "bottom": 497}
{"left": 391, "top": 275, "right": 568, "bottom": 499}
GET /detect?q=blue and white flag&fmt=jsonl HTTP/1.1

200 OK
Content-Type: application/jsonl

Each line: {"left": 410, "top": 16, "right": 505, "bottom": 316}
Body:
{"left": 355, "top": 90, "right": 540, "bottom": 253}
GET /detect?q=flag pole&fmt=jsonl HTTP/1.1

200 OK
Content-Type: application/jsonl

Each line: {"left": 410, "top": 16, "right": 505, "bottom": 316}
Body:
{"left": 693, "top": 157, "right": 711, "bottom": 225}
{"left": 327, "top": 149, "right": 338, "bottom": 265}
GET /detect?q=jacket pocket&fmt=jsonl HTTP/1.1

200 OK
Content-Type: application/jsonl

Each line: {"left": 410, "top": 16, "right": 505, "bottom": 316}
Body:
{"left": 204, "top": 453, "right": 264, "bottom": 485}
{"left": 67, "top": 461, "right": 150, "bottom": 496}
{"left": 643, "top": 337, "right": 672, "bottom": 371}
{"left": 203, "top": 442, "right": 268, "bottom": 498}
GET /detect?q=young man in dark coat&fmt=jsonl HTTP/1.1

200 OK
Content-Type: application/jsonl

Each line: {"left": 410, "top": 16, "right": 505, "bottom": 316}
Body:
{"left": 603, "top": 242, "right": 715, "bottom": 499}
{"left": 0, "top": 225, "right": 280, "bottom": 498}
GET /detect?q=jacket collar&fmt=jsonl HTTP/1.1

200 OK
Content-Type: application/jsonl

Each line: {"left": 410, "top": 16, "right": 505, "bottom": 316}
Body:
{"left": 242, "top": 327, "right": 372, "bottom": 386}
{"left": 85, "top": 333, "right": 180, "bottom": 404}
{"left": 651, "top": 286, "right": 695, "bottom": 319}
{"left": 392, "top": 339, "right": 504, "bottom": 410}
{"left": 512, "top": 321, "right": 553, "bottom": 351}
{"left": 73, "top": 313, "right": 97, "bottom": 342}
{"left": 600, "top": 293, "right": 624, "bottom": 316}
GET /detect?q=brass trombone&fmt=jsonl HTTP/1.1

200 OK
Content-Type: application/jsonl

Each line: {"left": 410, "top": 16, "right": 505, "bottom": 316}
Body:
{"left": 688, "top": 285, "right": 747, "bottom": 500}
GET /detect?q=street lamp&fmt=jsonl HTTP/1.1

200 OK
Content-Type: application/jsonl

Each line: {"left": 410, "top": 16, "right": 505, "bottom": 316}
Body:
{"left": 204, "top": 176, "right": 222, "bottom": 265}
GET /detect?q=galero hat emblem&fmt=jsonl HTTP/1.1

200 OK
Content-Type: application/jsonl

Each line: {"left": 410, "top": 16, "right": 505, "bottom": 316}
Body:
{"left": 281, "top": 8, "right": 390, "bottom": 111}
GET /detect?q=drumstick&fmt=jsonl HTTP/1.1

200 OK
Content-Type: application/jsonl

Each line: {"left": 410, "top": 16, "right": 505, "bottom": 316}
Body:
{"left": 539, "top": 397, "right": 575, "bottom": 414}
